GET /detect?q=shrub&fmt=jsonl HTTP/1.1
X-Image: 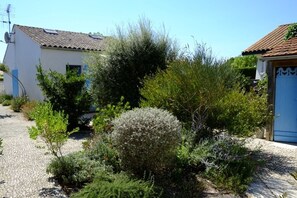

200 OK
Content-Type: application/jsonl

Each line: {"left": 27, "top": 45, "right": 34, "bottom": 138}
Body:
{"left": 36, "top": 65, "right": 92, "bottom": 129}
{"left": 47, "top": 151, "right": 107, "bottom": 188}
{"left": 0, "top": 94, "right": 12, "bottom": 104}
{"left": 141, "top": 44, "right": 241, "bottom": 138}
{"left": 28, "top": 102, "right": 77, "bottom": 158}
{"left": 11, "top": 96, "right": 28, "bottom": 112}
{"left": 189, "top": 135, "right": 259, "bottom": 194}
{"left": 71, "top": 171, "right": 159, "bottom": 198}
{"left": 21, "top": 100, "right": 39, "bottom": 120}
{"left": 1, "top": 99, "right": 11, "bottom": 106}
{"left": 85, "top": 134, "right": 120, "bottom": 172}
{"left": 112, "top": 107, "right": 181, "bottom": 175}
{"left": 215, "top": 90, "right": 268, "bottom": 136}
{"left": 92, "top": 97, "right": 130, "bottom": 134}
{"left": 88, "top": 18, "right": 177, "bottom": 107}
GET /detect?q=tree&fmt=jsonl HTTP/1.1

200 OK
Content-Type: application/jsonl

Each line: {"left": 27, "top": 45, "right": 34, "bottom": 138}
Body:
{"left": 228, "top": 55, "right": 257, "bottom": 69}
{"left": 36, "top": 65, "right": 91, "bottom": 129}
{"left": 88, "top": 18, "right": 178, "bottom": 107}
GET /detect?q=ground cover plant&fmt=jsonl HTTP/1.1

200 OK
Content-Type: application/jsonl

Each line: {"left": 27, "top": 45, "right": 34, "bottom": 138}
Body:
{"left": 11, "top": 96, "right": 28, "bottom": 112}
{"left": 0, "top": 94, "right": 12, "bottom": 105}
{"left": 21, "top": 100, "right": 39, "bottom": 120}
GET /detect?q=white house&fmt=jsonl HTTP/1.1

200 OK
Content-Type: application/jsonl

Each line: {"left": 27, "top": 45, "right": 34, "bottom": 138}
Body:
{"left": 3, "top": 24, "right": 105, "bottom": 100}
{"left": 242, "top": 23, "right": 297, "bottom": 143}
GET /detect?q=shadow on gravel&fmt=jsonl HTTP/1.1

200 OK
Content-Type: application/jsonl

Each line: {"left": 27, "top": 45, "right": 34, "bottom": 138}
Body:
{"left": 0, "top": 114, "right": 14, "bottom": 119}
{"left": 39, "top": 187, "right": 66, "bottom": 198}
{"left": 0, "top": 180, "right": 5, "bottom": 185}
{"left": 253, "top": 149, "right": 296, "bottom": 175}
{"left": 69, "top": 130, "right": 92, "bottom": 140}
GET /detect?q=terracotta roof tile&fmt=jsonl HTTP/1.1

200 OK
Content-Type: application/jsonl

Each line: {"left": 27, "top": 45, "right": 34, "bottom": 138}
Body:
{"left": 263, "top": 37, "right": 297, "bottom": 57}
{"left": 15, "top": 24, "right": 106, "bottom": 51}
{"left": 242, "top": 24, "right": 291, "bottom": 55}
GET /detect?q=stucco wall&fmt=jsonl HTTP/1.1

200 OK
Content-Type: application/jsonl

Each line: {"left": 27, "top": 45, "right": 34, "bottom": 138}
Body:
{"left": 3, "top": 26, "right": 88, "bottom": 100}
{"left": 255, "top": 59, "right": 267, "bottom": 80}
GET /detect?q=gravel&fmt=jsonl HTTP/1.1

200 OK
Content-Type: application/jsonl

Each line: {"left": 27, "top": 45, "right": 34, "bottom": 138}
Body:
{"left": 245, "top": 138, "right": 297, "bottom": 198}
{"left": 0, "top": 105, "right": 86, "bottom": 198}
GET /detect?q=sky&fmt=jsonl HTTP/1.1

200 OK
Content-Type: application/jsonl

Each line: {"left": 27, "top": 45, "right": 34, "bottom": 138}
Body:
{"left": 0, "top": 0, "right": 296, "bottom": 61}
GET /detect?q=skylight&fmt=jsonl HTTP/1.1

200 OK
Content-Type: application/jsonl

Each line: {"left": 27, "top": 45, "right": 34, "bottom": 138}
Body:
{"left": 89, "top": 34, "right": 103, "bottom": 40}
{"left": 43, "top": 28, "right": 58, "bottom": 35}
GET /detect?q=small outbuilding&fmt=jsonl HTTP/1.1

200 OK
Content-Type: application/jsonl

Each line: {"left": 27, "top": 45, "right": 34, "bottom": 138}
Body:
{"left": 243, "top": 23, "right": 297, "bottom": 143}
{"left": 3, "top": 24, "right": 105, "bottom": 100}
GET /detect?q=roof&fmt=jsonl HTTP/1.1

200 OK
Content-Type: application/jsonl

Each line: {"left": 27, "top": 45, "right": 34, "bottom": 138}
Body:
{"left": 242, "top": 23, "right": 297, "bottom": 57}
{"left": 15, "top": 24, "right": 106, "bottom": 51}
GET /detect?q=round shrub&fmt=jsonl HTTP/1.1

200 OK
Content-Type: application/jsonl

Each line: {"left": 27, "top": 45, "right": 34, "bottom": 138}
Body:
{"left": 112, "top": 107, "right": 181, "bottom": 174}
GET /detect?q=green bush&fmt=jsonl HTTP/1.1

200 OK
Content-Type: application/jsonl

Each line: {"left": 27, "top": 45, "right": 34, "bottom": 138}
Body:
{"left": 28, "top": 102, "right": 77, "bottom": 158}
{"left": 2, "top": 99, "right": 11, "bottom": 106}
{"left": 92, "top": 97, "right": 130, "bottom": 134}
{"left": 0, "top": 94, "right": 12, "bottom": 104}
{"left": 189, "top": 135, "right": 259, "bottom": 194}
{"left": 36, "top": 65, "right": 92, "bottom": 129}
{"left": 86, "top": 136, "right": 120, "bottom": 172}
{"left": 11, "top": 96, "right": 28, "bottom": 112}
{"left": 71, "top": 171, "right": 159, "bottom": 198}
{"left": 112, "top": 107, "right": 181, "bottom": 175}
{"left": 88, "top": 18, "right": 177, "bottom": 107}
{"left": 21, "top": 100, "right": 39, "bottom": 120}
{"left": 47, "top": 152, "right": 107, "bottom": 187}
{"left": 141, "top": 44, "right": 241, "bottom": 138}
{"left": 215, "top": 90, "right": 268, "bottom": 136}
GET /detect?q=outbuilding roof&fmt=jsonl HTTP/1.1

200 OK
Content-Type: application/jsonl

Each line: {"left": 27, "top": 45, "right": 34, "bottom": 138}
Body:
{"left": 15, "top": 24, "right": 106, "bottom": 51}
{"left": 242, "top": 23, "right": 297, "bottom": 57}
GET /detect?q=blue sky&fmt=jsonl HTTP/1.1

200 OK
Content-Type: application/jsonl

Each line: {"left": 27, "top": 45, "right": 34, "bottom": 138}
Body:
{"left": 0, "top": 0, "right": 296, "bottom": 61}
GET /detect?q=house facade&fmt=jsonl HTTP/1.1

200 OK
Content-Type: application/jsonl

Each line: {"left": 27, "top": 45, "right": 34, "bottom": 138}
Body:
{"left": 243, "top": 23, "right": 297, "bottom": 143}
{"left": 3, "top": 24, "right": 105, "bottom": 100}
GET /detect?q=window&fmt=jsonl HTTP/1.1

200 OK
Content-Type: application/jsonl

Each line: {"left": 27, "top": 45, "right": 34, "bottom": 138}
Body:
{"left": 66, "top": 65, "right": 82, "bottom": 75}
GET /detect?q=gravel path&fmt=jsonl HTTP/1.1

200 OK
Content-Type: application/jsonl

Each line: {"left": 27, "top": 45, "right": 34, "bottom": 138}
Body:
{"left": 0, "top": 105, "right": 86, "bottom": 198}
{"left": 245, "top": 138, "right": 297, "bottom": 198}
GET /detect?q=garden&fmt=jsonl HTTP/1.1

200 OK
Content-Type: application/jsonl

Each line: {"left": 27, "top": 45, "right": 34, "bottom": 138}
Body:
{"left": 0, "top": 19, "right": 269, "bottom": 197}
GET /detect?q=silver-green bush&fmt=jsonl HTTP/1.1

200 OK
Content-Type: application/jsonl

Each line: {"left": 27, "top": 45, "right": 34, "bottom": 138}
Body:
{"left": 112, "top": 107, "right": 181, "bottom": 174}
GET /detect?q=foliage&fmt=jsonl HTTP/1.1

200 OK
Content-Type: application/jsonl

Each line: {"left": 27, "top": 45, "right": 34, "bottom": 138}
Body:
{"left": 2, "top": 99, "right": 11, "bottom": 106}
{"left": 21, "top": 100, "right": 39, "bottom": 120}
{"left": 285, "top": 23, "right": 297, "bottom": 40}
{"left": 112, "top": 107, "right": 181, "bottom": 175}
{"left": 0, "top": 138, "right": 3, "bottom": 155}
{"left": 47, "top": 151, "right": 107, "bottom": 188}
{"left": 85, "top": 135, "right": 121, "bottom": 172}
{"left": 92, "top": 97, "right": 130, "bottom": 134}
{"left": 189, "top": 135, "right": 259, "bottom": 194}
{"left": 0, "top": 63, "right": 9, "bottom": 73}
{"left": 28, "top": 102, "right": 77, "bottom": 158}
{"left": 71, "top": 171, "right": 159, "bottom": 198}
{"left": 0, "top": 94, "right": 12, "bottom": 104}
{"left": 228, "top": 55, "right": 257, "bottom": 69}
{"left": 36, "top": 65, "right": 92, "bottom": 129}
{"left": 88, "top": 18, "right": 178, "bottom": 107}
{"left": 215, "top": 90, "right": 268, "bottom": 136}
{"left": 141, "top": 44, "right": 242, "bottom": 139}
{"left": 10, "top": 96, "right": 28, "bottom": 112}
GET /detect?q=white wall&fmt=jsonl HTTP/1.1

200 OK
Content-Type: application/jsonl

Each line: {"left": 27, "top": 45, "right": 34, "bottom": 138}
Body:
{"left": 3, "top": 25, "right": 87, "bottom": 101}
{"left": 255, "top": 58, "right": 267, "bottom": 80}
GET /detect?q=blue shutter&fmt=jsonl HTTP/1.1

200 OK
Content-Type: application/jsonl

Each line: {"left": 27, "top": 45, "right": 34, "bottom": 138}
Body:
{"left": 83, "top": 64, "right": 91, "bottom": 89}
